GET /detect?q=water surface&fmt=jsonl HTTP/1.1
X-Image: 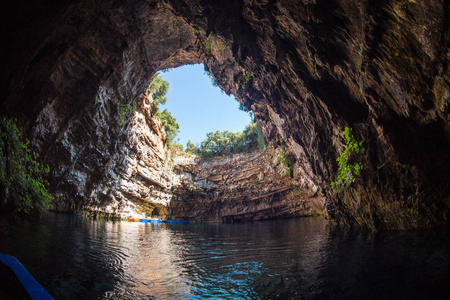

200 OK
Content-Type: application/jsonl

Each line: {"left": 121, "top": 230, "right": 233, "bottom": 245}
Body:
{"left": 1, "top": 213, "right": 449, "bottom": 299}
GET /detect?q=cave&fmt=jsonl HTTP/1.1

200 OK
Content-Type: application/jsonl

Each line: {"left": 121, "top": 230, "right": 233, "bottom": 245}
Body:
{"left": 0, "top": 0, "right": 448, "bottom": 230}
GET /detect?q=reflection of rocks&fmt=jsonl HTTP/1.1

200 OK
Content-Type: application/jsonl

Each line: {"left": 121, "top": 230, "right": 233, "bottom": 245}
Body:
{"left": 169, "top": 147, "right": 323, "bottom": 222}
{"left": 1, "top": 0, "right": 448, "bottom": 228}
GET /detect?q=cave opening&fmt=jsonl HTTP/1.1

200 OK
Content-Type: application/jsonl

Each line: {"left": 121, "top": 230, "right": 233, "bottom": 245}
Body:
{"left": 156, "top": 64, "right": 253, "bottom": 151}
{"left": 1, "top": 1, "right": 450, "bottom": 298}
{"left": 0, "top": 0, "right": 446, "bottom": 229}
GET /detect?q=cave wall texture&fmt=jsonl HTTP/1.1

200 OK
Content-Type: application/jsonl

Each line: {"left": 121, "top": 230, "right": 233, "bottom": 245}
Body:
{"left": 169, "top": 147, "right": 323, "bottom": 222}
{"left": 0, "top": 0, "right": 448, "bottom": 229}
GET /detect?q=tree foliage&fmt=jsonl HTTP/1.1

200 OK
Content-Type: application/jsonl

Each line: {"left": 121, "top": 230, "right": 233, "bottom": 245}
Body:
{"left": 0, "top": 117, "right": 52, "bottom": 214}
{"left": 186, "top": 140, "right": 198, "bottom": 154}
{"left": 150, "top": 74, "right": 180, "bottom": 147}
{"left": 157, "top": 109, "right": 180, "bottom": 146}
{"left": 150, "top": 74, "right": 169, "bottom": 106}
{"left": 186, "top": 122, "right": 265, "bottom": 158}
{"left": 117, "top": 74, "right": 169, "bottom": 127}
{"left": 238, "top": 101, "right": 254, "bottom": 120}
{"left": 331, "top": 127, "right": 365, "bottom": 189}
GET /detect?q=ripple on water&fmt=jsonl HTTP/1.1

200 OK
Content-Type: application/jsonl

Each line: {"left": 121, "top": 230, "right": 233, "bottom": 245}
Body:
{"left": 2, "top": 214, "right": 450, "bottom": 300}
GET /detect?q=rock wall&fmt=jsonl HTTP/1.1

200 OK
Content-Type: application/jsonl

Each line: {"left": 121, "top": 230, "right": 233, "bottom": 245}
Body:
{"left": 0, "top": 1, "right": 200, "bottom": 218}
{"left": 0, "top": 0, "right": 448, "bottom": 229}
{"left": 32, "top": 52, "right": 174, "bottom": 218}
{"left": 169, "top": 147, "right": 323, "bottom": 222}
{"left": 167, "top": 0, "right": 450, "bottom": 229}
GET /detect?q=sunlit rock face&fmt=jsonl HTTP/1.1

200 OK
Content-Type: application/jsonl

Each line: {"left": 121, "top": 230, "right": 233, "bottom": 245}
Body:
{"left": 169, "top": 147, "right": 323, "bottom": 222}
{"left": 31, "top": 53, "right": 174, "bottom": 218}
{"left": 0, "top": 0, "right": 448, "bottom": 228}
{"left": 0, "top": 1, "right": 200, "bottom": 218}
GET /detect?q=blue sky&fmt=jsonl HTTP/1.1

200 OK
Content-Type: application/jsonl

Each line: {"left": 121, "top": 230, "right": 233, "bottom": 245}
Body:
{"left": 159, "top": 64, "right": 252, "bottom": 147}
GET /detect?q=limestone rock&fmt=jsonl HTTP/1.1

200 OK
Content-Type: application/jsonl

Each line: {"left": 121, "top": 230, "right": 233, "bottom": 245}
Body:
{"left": 0, "top": 0, "right": 448, "bottom": 229}
{"left": 169, "top": 147, "right": 323, "bottom": 222}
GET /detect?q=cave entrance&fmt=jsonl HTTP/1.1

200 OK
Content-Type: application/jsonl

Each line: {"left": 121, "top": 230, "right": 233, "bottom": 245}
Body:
{"left": 156, "top": 64, "right": 253, "bottom": 151}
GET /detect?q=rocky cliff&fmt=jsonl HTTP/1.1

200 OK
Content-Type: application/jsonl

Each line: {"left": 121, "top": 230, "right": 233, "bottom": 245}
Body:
{"left": 33, "top": 64, "right": 174, "bottom": 218}
{"left": 0, "top": 0, "right": 448, "bottom": 229}
{"left": 169, "top": 147, "right": 323, "bottom": 222}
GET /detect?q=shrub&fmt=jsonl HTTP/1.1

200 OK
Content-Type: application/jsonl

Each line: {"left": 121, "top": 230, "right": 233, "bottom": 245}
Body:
{"left": 330, "top": 127, "right": 365, "bottom": 189}
{"left": 118, "top": 102, "right": 137, "bottom": 126}
{"left": 192, "top": 28, "right": 225, "bottom": 55}
{"left": 0, "top": 117, "right": 52, "bottom": 214}
{"left": 276, "top": 139, "right": 294, "bottom": 177}
{"left": 242, "top": 73, "right": 252, "bottom": 89}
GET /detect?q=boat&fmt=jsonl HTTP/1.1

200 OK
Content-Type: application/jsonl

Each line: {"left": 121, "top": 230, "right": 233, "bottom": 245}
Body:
{"left": 127, "top": 217, "right": 140, "bottom": 222}
{"left": 139, "top": 219, "right": 161, "bottom": 224}
{"left": 162, "top": 220, "right": 190, "bottom": 224}
{"left": 0, "top": 253, "right": 53, "bottom": 299}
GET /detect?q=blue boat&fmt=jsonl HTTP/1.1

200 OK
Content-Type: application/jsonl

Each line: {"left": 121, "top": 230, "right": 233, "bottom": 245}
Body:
{"left": 0, "top": 253, "right": 53, "bottom": 299}
{"left": 139, "top": 219, "right": 161, "bottom": 224}
{"left": 162, "top": 220, "right": 190, "bottom": 224}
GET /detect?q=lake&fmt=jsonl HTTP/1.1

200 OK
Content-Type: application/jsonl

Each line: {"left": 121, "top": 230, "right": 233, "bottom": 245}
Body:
{"left": 1, "top": 212, "right": 449, "bottom": 299}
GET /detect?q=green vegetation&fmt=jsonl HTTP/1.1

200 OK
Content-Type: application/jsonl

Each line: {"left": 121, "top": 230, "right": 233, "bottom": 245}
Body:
{"left": 276, "top": 139, "right": 295, "bottom": 177}
{"left": 238, "top": 101, "right": 254, "bottom": 120}
{"left": 156, "top": 109, "right": 180, "bottom": 147}
{"left": 118, "top": 102, "right": 137, "bottom": 126}
{"left": 193, "top": 28, "right": 225, "bottom": 55}
{"left": 330, "top": 127, "right": 365, "bottom": 189}
{"left": 150, "top": 74, "right": 169, "bottom": 106}
{"left": 242, "top": 73, "right": 252, "bottom": 89}
{"left": 118, "top": 74, "right": 171, "bottom": 127}
{"left": 0, "top": 117, "right": 52, "bottom": 214}
{"left": 118, "top": 73, "right": 180, "bottom": 147}
{"left": 149, "top": 74, "right": 180, "bottom": 147}
{"left": 204, "top": 71, "right": 218, "bottom": 87}
{"left": 203, "top": 35, "right": 214, "bottom": 54}
{"left": 186, "top": 140, "right": 198, "bottom": 154}
{"left": 186, "top": 122, "right": 265, "bottom": 158}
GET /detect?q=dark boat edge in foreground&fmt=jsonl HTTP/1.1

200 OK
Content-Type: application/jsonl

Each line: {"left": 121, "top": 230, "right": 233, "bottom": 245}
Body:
{"left": 0, "top": 253, "right": 53, "bottom": 300}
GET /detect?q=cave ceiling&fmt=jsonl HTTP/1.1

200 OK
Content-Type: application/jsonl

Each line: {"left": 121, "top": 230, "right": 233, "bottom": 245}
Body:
{"left": 0, "top": 0, "right": 448, "bottom": 229}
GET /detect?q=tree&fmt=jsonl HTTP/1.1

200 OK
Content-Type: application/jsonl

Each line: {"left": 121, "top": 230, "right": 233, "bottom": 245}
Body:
{"left": 0, "top": 117, "right": 52, "bottom": 214}
{"left": 242, "top": 122, "right": 264, "bottom": 151}
{"left": 186, "top": 140, "right": 199, "bottom": 155}
{"left": 158, "top": 109, "right": 180, "bottom": 146}
{"left": 238, "top": 101, "right": 253, "bottom": 120}
{"left": 150, "top": 74, "right": 169, "bottom": 106}
{"left": 195, "top": 122, "right": 265, "bottom": 158}
{"left": 149, "top": 74, "right": 180, "bottom": 147}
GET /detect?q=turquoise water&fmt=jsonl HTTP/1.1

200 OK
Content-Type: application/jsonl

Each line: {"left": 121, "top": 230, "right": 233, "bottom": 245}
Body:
{"left": 1, "top": 212, "right": 449, "bottom": 299}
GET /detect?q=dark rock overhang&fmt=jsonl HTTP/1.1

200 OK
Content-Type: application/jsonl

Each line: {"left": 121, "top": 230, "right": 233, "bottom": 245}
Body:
{"left": 0, "top": 0, "right": 448, "bottom": 229}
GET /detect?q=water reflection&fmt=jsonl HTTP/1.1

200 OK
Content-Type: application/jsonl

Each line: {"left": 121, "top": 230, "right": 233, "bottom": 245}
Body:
{"left": 1, "top": 213, "right": 449, "bottom": 299}
{"left": 317, "top": 227, "right": 450, "bottom": 300}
